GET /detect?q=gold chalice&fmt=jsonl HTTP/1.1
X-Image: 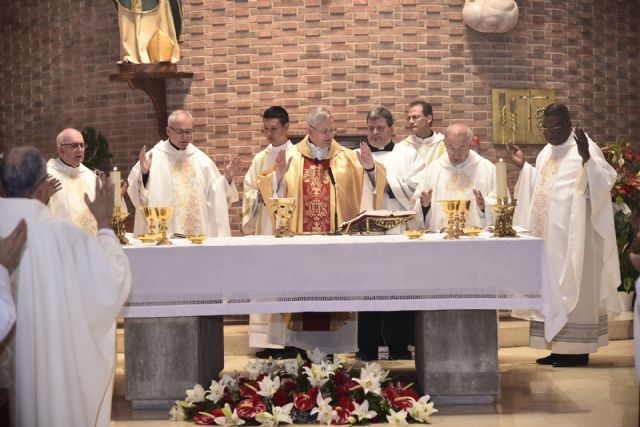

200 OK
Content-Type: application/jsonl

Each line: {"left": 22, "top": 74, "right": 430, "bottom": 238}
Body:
{"left": 142, "top": 206, "right": 160, "bottom": 241}
{"left": 269, "top": 197, "right": 297, "bottom": 237}
{"left": 112, "top": 206, "right": 130, "bottom": 245}
{"left": 153, "top": 207, "right": 174, "bottom": 245}
{"left": 456, "top": 199, "right": 472, "bottom": 236}
{"left": 438, "top": 200, "right": 461, "bottom": 240}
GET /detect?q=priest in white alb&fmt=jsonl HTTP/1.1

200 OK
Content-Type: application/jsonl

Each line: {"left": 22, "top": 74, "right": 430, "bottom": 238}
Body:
{"left": 242, "top": 106, "right": 293, "bottom": 359}
{"left": 0, "top": 220, "right": 26, "bottom": 342}
{"left": 257, "top": 106, "right": 386, "bottom": 355}
{"left": 415, "top": 123, "right": 496, "bottom": 230}
{"left": 128, "top": 110, "right": 241, "bottom": 237}
{"left": 0, "top": 146, "right": 131, "bottom": 427}
{"left": 398, "top": 100, "right": 445, "bottom": 167}
{"left": 508, "top": 103, "right": 621, "bottom": 367}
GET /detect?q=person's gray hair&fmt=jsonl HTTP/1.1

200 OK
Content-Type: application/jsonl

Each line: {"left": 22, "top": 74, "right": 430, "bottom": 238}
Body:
{"left": 0, "top": 146, "right": 47, "bottom": 198}
{"left": 307, "top": 106, "right": 334, "bottom": 127}
{"left": 168, "top": 110, "right": 193, "bottom": 126}
{"left": 444, "top": 123, "right": 473, "bottom": 144}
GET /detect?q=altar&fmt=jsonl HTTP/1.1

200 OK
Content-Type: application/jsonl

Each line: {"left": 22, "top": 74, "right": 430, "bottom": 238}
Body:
{"left": 121, "top": 233, "right": 566, "bottom": 407}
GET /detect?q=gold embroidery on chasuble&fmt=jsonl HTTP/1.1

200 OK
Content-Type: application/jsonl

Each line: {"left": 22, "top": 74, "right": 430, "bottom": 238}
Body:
{"left": 65, "top": 175, "right": 97, "bottom": 235}
{"left": 529, "top": 155, "right": 560, "bottom": 239}
{"left": 445, "top": 170, "right": 473, "bottom": 199}
{"left": 172, "top": 157, "right": 202, "bottom": 235}
{"left": 302, "top": 157, "right": 331, "bottom": 233}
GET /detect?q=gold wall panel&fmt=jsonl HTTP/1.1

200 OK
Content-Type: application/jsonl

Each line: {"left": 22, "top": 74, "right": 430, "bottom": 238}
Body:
{"left": 492, "top": 88, "right": 555, "bottom": 145}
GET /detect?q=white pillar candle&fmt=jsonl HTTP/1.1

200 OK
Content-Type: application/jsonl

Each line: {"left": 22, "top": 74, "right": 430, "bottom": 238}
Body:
{"left": 112, "top": 167, "right": 121, "bottom": 208}
{"left": 495, "top": 158, "right": 508, "bottom": 201}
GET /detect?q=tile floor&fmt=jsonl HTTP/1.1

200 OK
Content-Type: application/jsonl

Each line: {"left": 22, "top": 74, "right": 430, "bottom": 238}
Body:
{"left": 110, "top": 339, "right": 638, "bottom": 427}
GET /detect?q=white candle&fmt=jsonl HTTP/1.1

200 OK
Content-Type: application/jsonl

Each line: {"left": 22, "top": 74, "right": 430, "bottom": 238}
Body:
{"left": 495, "top": 158, "right": 508, "bottom": 201}
{"left": 112, "top": 167, "right": 121, "bottom": 208}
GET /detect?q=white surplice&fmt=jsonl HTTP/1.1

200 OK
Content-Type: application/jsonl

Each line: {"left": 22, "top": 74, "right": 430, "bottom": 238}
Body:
{"left": 0, "top": 266, "right": 14, "bottom": 342}
{"left": 397, "top": 132, "right": 446, "bottom": 167}
{"left": 415, "top": 150, "right": 496, "bottom": 230}
{"left": 127, "top": 140, "right": 239, "bottom": 237}
{"left": 47, "top": 158, "right": 99, "bottom": 235}
{"left": 512, "top": 132, "right": 621, "bottom": 353}
{"left": 242, "top": 141, "right": 292, "bottom": 350}
{"left": 0, "top": 198, "right": 131, "bottom": 427}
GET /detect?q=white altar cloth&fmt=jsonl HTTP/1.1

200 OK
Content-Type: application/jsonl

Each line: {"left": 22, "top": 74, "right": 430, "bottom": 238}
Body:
{"left": 121, "top": 233, "right": 566, "bottom": 341}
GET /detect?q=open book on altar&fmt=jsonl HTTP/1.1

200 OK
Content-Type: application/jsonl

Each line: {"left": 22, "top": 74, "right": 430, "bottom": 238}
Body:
{"left": 339, "top": 210, "right": 416, "bottom": 234}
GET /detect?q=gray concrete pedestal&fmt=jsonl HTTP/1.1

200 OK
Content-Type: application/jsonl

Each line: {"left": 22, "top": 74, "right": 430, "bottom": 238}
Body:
{"left": 415, "top": 310, "right": 499, "bottom": 405}
{"left": 124, "top": 316, "right": 224, "bottom": 409}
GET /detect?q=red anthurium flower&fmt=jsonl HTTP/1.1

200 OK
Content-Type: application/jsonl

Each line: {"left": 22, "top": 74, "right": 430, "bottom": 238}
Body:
{"left": 338, "top": 396, "right": 355, "bottom": 412}
{"left": 211, "top": 409, "right": 225, "bottom": 417}
{"left": 235, "top": 396, "right": 267, "bottom": 419}
{"left": 294, "top": 387, "right": 319, "bottom": 412}
{"left": 332, "top": 406, "right": 351, "bottom": 425}
{"left": 333, "top": 370, "right": 348, "bottom": 385}
{"left": 239, "top": 382, "right": 259, "bottom": 398}
{"left": 282, "top": 378, "right": 297, "bottom": 392}
{"left": 193, "top": 414, "right": 216, "bottom": 425}
{"left": 273, "top": 389, "right": 289, "bottom": 407}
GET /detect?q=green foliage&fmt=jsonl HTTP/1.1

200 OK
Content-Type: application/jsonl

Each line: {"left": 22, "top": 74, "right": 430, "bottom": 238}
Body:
{"left": 614, "top": 210, "right": 639, "bottom": 293}
{"left": 81, "top": 127, "right": 112, "bottom": 172}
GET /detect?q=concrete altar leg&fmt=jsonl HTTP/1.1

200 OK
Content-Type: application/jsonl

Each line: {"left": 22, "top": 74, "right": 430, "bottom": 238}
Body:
{"left": 124, "top": 316, "right": 224, "bottom": 409}
{"left": 415, "top": 310, "right": 499, "bottom": 405}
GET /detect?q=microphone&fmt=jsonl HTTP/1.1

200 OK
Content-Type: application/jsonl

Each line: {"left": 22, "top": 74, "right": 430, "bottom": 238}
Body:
{"left": 327, "top": 166, "right": 339, "bottom": 234}
{"left": 314, "top": 157, "right": 319, "bottom": 165}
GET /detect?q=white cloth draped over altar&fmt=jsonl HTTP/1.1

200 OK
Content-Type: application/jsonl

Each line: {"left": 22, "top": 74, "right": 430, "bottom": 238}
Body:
{"left": 121, "top": 233, "right": 566, "bottom": 342}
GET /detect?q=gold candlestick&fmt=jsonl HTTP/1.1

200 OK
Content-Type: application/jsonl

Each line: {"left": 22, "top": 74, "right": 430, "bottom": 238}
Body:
{"left": 154, "top": 207, "right": 174, "bottom": 245}
{"left": 439, "top": 200, "right": 461, "bottom": 240}
{"left": 491, "top": 198, "right": 518, "bottom": 238}
{"left": 112, "top": 206, "right": 130, "bottom": 245}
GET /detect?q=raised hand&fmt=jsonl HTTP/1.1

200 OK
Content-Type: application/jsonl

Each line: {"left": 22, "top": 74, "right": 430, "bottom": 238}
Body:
{"left": 357, "top": 142, "right": 375, "bottom": 171}
{"left": 36, "top": 175, "right": 62, "bottom": 204}
{"left": 139, "top": 145, "right": 153, "bottom": 174}
{"left": 505, "top": 140, "right": 525, "bottom": 170}
{"left": 0, "top": 219, "right": 27, "bottom": 272}
{"left": 473, "top": 189, "right": 485, "bottom": 212}
{"left": 574, "top": 128, "right": 590, "bottom": 164}
{"left": 224, "top": 156, "right": 243, "bottom": 182}
{"left": 84, "top": 175, "right": 115, "bottom": 230}
{"left": 275, "top": 150, "right": 293, "bottom": 185}
{"left": 420, "top": 189, "right": 433, "bottom": 208}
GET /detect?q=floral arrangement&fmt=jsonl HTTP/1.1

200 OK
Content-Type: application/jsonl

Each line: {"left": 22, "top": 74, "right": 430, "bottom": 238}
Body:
{"left": 601, "top": 140, "right": 640, "bottom": 293}
{"left": 169, "top": 349, "right": 437, "bottom": 426}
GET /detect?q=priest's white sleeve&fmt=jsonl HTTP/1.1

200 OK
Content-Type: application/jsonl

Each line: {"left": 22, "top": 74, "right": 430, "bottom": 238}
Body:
{"left": 242, "top": 158, "right": 261, "bottom": 235}
{"left": 0, "top": 265, "right": 15, "bottom": 341}
{"left": 512, "top": 162, "right": 536, "bottom": 228}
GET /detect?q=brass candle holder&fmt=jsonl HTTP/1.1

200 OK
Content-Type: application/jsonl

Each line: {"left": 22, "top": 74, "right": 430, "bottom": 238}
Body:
{"left": 456, "top": 199, "right": 471, "bottom": 236}
{"left": 270, "top": 197, "right": 297, "bottom": 237}
{"left": 153, "top": 207, "right": 174, "bottom": 245}
{"left": 438, "top": 200, "right": 461, "bottom": 240}
{"left": 490, "top": 198, "right": 518, "bottom": 238}
{"left": 112, "top": 206, "right": 130, "bottom": 245}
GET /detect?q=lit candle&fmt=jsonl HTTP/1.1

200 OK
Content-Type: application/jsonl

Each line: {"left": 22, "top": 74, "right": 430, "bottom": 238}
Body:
{"left": 495, "top": 158, "right": 508, "bottom": 201}
{"left": 112, "top": 167, "right": 121, "bottom": 208}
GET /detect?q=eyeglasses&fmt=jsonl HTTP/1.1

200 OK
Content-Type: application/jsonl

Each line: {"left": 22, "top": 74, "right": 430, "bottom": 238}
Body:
{"left": 445, "top": 144, "right": 470, "bottom": 155}
{"left": 407, "top": 115, "right": 425, "bottom": 122}
{"left": 59, "top": 143, "right": 85, "bottom": 150}
{"left": 309, "top": 125, "right": 337, "bottom": 136}
{"left": 169, "top": 126, "right": 194, "bottom": 137}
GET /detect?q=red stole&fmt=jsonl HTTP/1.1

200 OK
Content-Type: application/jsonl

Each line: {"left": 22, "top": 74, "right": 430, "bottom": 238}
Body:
{"left": 301, "top": 157, "right": 331, "bottom": 233}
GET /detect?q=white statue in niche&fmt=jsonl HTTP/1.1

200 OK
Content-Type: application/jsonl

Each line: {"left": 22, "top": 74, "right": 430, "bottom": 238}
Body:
{"left": 462, "top": 0, "right": 519, "bottom": 33}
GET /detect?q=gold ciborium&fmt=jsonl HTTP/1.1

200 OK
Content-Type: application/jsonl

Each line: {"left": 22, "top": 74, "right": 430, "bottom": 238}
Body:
{"left": 153, "top": 207, "right": 174, "bottom": 245}
{"left": 142, "top": 206, "right": 160, "bottom": 241}
{"left": 490, "top": 198, "right": 518, "bottom": 238}
{"left": 456, "top": 199, "right": 472, "bottom": 236}
{"left": 269, "top": 197, "right": 297, "bottom": 237}
{"left": 112, "top": 206, "right": 130, "bottom": 245}
{"left": 438, "top": 200, "right": 461, "bottom": 240}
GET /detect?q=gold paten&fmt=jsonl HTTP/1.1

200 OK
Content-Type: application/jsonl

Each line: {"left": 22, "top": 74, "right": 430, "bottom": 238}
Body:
{"left": 153, "top": 207, "right": 174, "bottom": 245}
{"left": 491, "top": 198, "right": 518, "bottom": 238}
{"left": 112, "top": 206, "right": 130, "bottom": 245}
{"left": 147, "top": 30, "right": 175, "bottom": 63}
{"left": 492, "top": 89, "right": 555, "bottom": 145}
{"left": 270, "top": 198, "right": 297, "bottom": 237}
{"left": 438, "top": 200, "right": 461, "bottom": 240}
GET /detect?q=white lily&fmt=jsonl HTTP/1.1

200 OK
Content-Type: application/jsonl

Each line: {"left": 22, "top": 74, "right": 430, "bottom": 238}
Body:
{"left": 185, "top": 383, "right": 206, "bottom": 403}
{"left": 408, "top": 395, "right": 438, "bottom": 423}
{"left": 245, "top": 360, "right": 263, "bottom": 380}
{"left": 168, "top": 402, "right": 186, "bottom": 421}
{"left": 349, "top": 400, "right": 377, "bottom": 423}
{"left": 257, "top": 375, "right": 281, "bottom": 399}
{"left": 360, "top": 363, "right": 389, "bottom": 383}
{"left": 220, "top": 374, "right": 239, "bottom": 391}
{"left": 310, "top": 394, "right": 337, "bottom": 425}
{"left": 214, "top": 403, "right": 246, "bottom": 426}
{"left": 353, "top": 373, "right": 381, "bottom": 395}
{"left": 282, "top": 359, "right": 300, "bottom": 377}
{"left": 255, "top": 402, "right": 294, "bottom": 427}
{"left": 302, "top": 364, "right": 331, "bottom": 388}
{"left": 306, "top": 348, "right": 328, "bottom": 364}
{"left": 386, "top": 408, "right": 409, "bottom": 426}
{"left": 206, "top": 379, "right": 226, "bottom": 404}
{"left": 261, "top": 357, "right": 279, "bottom": 375}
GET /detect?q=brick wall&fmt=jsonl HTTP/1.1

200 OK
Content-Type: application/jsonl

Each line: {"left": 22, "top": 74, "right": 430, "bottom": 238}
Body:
{"left": 1, "top": 0, "right": 638, "bottom": 234}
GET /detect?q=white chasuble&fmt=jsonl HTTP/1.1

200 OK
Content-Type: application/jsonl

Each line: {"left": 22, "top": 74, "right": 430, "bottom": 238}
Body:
{"left": 47, "top": 158, "right": 98, "bottom": 235}
{"left": 127, "top": 140, "right": 239, "bottom": 237}
{"left": 512, "top": 132, "right": 621, "bottom": 353}
{"left": 0, "top": 198, "right": 131, "bottom": 427}
{"left": 415, "top": 150, "right": 497, "bottom": 230}
{"left": 398, "top": 133, "right": 446, "bottom": 167}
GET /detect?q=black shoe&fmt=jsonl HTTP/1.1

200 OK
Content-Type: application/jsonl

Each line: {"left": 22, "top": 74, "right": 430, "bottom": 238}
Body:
{"left": 356, "top": 351, "right": 377, "bottom": 361}
{"left": 535, "top": 353, "right": 559, "bottom": 365}
{"left": 552, "top": 354, "right": 589, "bottom": 367}
{"left": 389, "top": 350, "right": 413, "bottom": 360}
{"left": 255, "top": 347, "right": 297, "bottom": 359}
